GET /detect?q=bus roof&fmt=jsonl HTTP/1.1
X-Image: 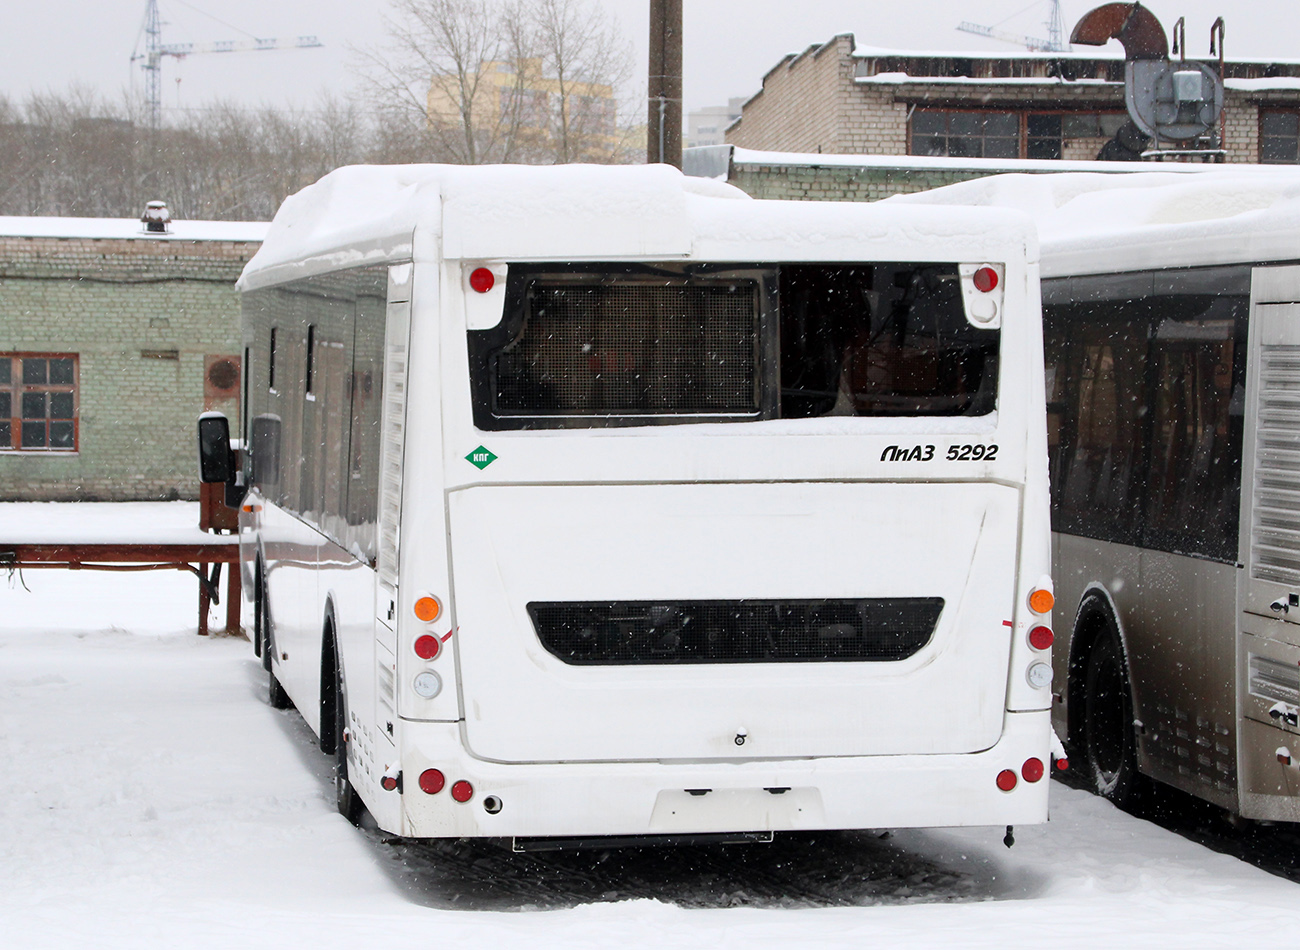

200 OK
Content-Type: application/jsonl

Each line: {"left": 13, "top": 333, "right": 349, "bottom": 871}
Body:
{"left": 890, "top": 167, "right": 1300, "bottom": 278}
{"left": 238, "top": 163, "right": 1036, "bottom": 291}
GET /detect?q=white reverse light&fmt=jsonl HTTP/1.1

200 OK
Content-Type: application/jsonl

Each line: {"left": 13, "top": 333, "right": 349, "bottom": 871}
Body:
{"left": 413, "top": 670, "right": 443, "bottom": 699}
{"left": 1026, "top": 662, "right": 1053, "bottom": 689}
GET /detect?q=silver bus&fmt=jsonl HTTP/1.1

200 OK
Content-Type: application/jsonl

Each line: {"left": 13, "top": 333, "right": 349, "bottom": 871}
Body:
{"left": 905, "top": 169, "right": 1300, "bottom": 820}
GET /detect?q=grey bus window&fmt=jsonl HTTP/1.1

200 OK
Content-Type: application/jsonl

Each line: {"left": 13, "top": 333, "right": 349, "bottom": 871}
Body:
{"left": 780, "top": 263, "right": 997, "bottom": 419}
{"left": 268, "top": 327, "right": 277, "bottom": 390}
{"left": 1043, "top": 268, "right": 1248, "bottom": 562}
{"left": 1143, "top": 298, "right": 1246, "bottom": 562}
{"left": 469, "top": 263, "right": 772, "bottom": 430}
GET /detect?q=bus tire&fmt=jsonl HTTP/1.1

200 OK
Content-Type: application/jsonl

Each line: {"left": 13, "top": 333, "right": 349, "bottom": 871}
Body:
{"left": 258, "top": 561, "right": 276, "bottom": 675}
{"left": 1083, "top": 628, "right": 1140, "bottom": 809}
{"left": 253, "top": 558, "right": 266, "bottom": 665}
{"left": 331, "top": 650, "right": 363, "bottom": 825}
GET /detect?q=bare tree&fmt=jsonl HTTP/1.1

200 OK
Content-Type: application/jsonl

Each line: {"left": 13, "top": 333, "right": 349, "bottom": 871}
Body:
{"left": 355, "top": 0, "right": 635, "bottom": 165}
{"left": 353, "top": 0, "right": 535, "bottom": 164}
{"left": 531, "top": 0, "right": 632, "bottom": 163}
{"left": 0, "top": 91, "right": 390, "bottom": 221}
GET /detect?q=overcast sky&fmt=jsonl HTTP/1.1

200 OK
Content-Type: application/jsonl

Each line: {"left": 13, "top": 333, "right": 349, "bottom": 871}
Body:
{"left": 2, "top": 1, "right": 1292, "bottom": 120}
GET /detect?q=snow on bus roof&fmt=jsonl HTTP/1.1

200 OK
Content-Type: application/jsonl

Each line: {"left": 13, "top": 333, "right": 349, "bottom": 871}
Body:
{"left": 889, "top": 166, "right": 1300, "bottom": 276}
{"left": 0, "top": 216, "right": 268, "bottom": 242}
{"left": 239, "top": 163, "right": 1038, "bottom": 291}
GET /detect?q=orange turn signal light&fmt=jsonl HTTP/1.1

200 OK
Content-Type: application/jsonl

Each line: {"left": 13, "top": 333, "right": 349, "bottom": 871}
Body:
{"left": 1028, "top": 588, "right": 1055, "bottom": 614}
{"left": 414, "top": 595, "right": 442, "bottom": 623}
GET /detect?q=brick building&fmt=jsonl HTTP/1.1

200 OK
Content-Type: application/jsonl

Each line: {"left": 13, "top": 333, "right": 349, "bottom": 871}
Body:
{"left": 726, "top": 34, "right": 1300, "bottom": 166}
{"left": 0, "top": 215, "right": 266, "bottom": 501}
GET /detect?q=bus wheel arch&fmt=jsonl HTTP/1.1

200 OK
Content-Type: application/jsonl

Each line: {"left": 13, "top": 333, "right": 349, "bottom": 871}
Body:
{"left": 1069, "top": 587, "right": 1141, "bottom": 808}
{"left": 319, "top": 602, "right": 341, "bottom": 755}
{"left": 320, "top": 607, "right": 363, "bottom": 824}
{"left": 253, "top": 551, "right": 269, "bottom": 668}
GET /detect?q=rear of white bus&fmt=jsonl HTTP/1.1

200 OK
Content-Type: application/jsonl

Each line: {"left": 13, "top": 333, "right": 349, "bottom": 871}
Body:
{"left": 387, "top": 205, "right": 1054, "bottom": 842}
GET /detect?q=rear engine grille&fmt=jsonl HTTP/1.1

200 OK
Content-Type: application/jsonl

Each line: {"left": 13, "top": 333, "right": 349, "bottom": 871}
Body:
{"left": 1251, "top": 346, "right": 1300, "bottom": 585}
{"left": 528, "top": 599, "right": 943, "bottom": 665}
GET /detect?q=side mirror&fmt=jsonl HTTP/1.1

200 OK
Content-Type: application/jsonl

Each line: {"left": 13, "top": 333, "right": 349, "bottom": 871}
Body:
{"left": 250, "top": 414, "right": 282, "bottom": 487}
{"left": 198, "top": 412, "right": 233, "bottom": 483}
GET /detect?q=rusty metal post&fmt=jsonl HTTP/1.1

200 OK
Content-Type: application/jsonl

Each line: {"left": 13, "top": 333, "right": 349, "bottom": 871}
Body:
{"left": 648, "top": 0, "right": 682, "bottom": 167}
{"left": 225, "top": 559, "right": 241, "bottom": 636}
{"left": 198, "top": 563, "right": 211, "bottom": 636}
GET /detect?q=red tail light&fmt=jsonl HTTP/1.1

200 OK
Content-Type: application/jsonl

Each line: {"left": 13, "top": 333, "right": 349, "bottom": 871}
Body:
{"left": 381, "top": 775, "right": 400, "bottom": 792}
{"left": 996, "top": 769, "right": 1017, "bottom": 791}
{"left": 1022, "top": 757, "right": 1045, "bottom": 783}
{"left": 419, "top": 769, "right": 446, "bottom": 795}
{"left": 1028, "top": 626, "right": 1054, "bottom": 651}
{"left": 1055, "top": 757, "right": 1069, "bottom": 772}
{"left": 451, "top": 780, "right": 474, "bottom": 803}
{"left": 414, "top": 635, "right": 441, "bottom": 660}
{"left": 470, "top": 268, "right": 495, "bottom": 293}
{"left": 973, "top": 266, "right": 999, "bottom": 293}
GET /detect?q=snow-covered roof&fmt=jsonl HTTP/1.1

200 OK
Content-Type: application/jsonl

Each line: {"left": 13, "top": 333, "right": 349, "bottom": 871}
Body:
{"left": 725, "top": 146, "right": 1213, "bottom": 176}
{"left": 852, "top": 43, "right": 1123, "bottom": 62}
{"left": 850, "top": 42, "right": 1300, "bottom": 67}
{"left": 240, "top": 163, "right": 1039, "bottom": 291}
{"left": 888, "top": 167, "right": 1300, "bottom": 276}
{"left": 856, "top": 72, "right": 1119, "bottom": 88}
{"left": 0, "top": 216, "right": 268, "bottom": 242}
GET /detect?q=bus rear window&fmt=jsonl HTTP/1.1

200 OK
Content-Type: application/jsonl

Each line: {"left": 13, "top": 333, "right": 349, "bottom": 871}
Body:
{"left": 469, "top": 262, "right": 998, "bottom": 429}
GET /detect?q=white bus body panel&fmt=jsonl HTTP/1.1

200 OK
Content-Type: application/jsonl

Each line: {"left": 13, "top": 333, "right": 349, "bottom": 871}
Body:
{"left": 397, "top": 711, "right": 1051, "bottom": 838}
{"left": 446, "top": 481, "right": 1020, "bottom": 762}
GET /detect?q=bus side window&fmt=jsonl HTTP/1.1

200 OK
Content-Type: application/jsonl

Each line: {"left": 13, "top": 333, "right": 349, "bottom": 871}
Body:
{"left": 1046, "top": 302, "right": 1149, "bottom": 548}
{"left": 1142, "top": 296, "right": 1247, "bottom": 562}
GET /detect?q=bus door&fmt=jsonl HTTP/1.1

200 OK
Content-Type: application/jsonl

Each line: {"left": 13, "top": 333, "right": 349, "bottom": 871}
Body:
{"left": 1238, "top": 265, "right": 1300, "bottom": 810}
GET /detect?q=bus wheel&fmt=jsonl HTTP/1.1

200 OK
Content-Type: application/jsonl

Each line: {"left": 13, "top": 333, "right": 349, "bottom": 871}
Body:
{"left": 332, "top": 657, "right": 363, "bottom": 825}
{"left": 260, "top": 568, "right": 292, "bottom": 709}
{"left": 254, "top": 559, "right": 269, "bottom": 669}
{"left": 1083, "top": 630, "right": 1139, "bottom": 808}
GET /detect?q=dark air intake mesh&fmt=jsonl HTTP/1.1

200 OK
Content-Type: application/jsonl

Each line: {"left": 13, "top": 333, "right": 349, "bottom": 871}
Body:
{"left": 495, "top": 281, "right": 759, "bottom": 416}
{"left": 528, "top": 599, "right": 943, "bottom": 665}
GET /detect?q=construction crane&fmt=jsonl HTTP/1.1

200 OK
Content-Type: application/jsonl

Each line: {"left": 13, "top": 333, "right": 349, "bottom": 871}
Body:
{"left": 131, "top": 0, "right": 323, "bottom": 130}
{"left": 957, "top": 0, "right": 1068, "bottom": 53}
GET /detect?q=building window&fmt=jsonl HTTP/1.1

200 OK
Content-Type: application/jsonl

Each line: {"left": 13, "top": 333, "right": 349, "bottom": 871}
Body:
{"left": 911, "top": 110, "right": 1019, "bottom": 158}
{"left": 1027, "top": 113, "right": 1063, "bottom": 160}
{"left": 1, "top": 354, "right": 78, "bottom": 451}
{"left": 1261, "top": 111, "right": 1300, "bottom": 164}
{"left": 911, "top": 109, "right": 1127, "bottom": 160}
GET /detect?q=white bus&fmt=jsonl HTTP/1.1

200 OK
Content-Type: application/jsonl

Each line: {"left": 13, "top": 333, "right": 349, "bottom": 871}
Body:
{"left": 901, "top": 169, "right": 1300, "bottom": 822}
{"left": 199, "top": 164, "right": 1055, "bottom": 847}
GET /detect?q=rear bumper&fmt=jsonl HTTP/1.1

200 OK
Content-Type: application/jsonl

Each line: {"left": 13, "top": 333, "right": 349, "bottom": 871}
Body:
{"left": 384, "top": 710, "right": 1052, "bottom": 839}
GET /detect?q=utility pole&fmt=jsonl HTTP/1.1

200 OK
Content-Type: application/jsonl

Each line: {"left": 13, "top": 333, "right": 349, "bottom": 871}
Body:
{"left": 647, "top": 0, "right": 682, "bottom": 167}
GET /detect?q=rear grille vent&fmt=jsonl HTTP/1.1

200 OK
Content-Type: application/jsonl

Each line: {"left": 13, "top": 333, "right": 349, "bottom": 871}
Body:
{"left": 1248, "top": 652, "right": 1300, "bottom": 705}
{"left": 1251, "top": 346, "right": 1300, "bottom": 585}
{"left": 528, "top": 599, "right": 943, "bottom": 665}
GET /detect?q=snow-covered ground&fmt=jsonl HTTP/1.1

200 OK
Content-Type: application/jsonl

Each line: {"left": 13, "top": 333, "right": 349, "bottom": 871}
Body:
{"left": 3, "top": 506, "right": 1300, "bottom": 948}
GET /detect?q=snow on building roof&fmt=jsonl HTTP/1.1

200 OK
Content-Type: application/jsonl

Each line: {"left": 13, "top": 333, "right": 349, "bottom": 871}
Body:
{"left": 851, "top": 43, "right": 1123, "bottom": 62}
{"left": 726, "top": 146, "right": 1214, "bottom": 175}
{"left": 888, "top": 167, "right": 1300, "bottom": 276}
{"left": 0, "top": 216, "right": 268, "bottom": 242}
{"left": 850, "top": 42, "right": 1300, "bottom": 67}
{"left": 240, "top": 162, "right": 1039, "bottom": 291}
{"left": 855, "top": 72, "right": 1119, "bottom": 87}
